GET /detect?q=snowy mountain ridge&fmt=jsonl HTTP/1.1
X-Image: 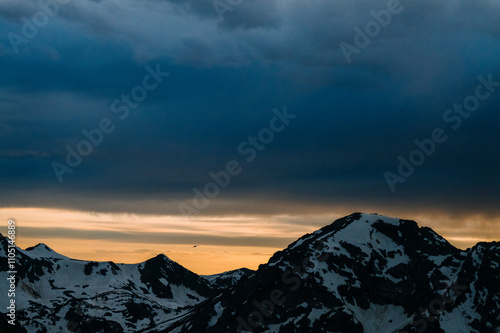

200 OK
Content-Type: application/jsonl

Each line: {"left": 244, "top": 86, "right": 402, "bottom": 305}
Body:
{"left": 162, "top": 213, "right": 500, "bottom": 333}
{"left": 1, "top": 212, "right": 499, "bottom": 332}
{"left": 0, "top": 234, "right": 251, "bottom": 332}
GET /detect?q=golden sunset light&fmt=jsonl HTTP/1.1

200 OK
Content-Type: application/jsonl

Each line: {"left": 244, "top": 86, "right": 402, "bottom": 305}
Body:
{"left": 1, "top": 0, "right": 499, "bottom": 330}
{"left": 1, "top": 207, "right": 496, "bottom": 274}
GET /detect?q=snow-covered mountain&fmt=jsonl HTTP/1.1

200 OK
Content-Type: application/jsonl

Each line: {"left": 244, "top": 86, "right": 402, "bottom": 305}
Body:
{"left": 202, "top": 268, "right": 254, "bottom": 290}
{"left": 0, "top": 236, "right": 251, "bottom": 332}
{"left": 160, "top": 213, "right": 500, "bottom": 333}
{"left": 1, "top": 213, "right": 499, "bottom": 332}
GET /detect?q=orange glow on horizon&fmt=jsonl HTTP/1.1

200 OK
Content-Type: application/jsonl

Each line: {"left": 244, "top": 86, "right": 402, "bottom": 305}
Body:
{"left": 0, "top": 207, "right": 497, "bottom": 275}
{"left": 0, "top": 207, "right": 315, "bottom": 274}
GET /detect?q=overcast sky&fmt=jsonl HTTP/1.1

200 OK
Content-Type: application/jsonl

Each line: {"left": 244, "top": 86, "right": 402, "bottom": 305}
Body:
{"left": 0, "top": 0, "right": 499, "bottom": 271}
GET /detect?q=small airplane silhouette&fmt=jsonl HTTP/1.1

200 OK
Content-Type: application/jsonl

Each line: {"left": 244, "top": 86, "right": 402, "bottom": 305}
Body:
{"left": 193, "top": 245, "right": 198, "bottom": 248}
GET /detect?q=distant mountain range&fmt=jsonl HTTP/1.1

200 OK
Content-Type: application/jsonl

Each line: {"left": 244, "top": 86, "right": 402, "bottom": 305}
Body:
{"left": 1, "top": 213, "right": 499, "bottom": 332}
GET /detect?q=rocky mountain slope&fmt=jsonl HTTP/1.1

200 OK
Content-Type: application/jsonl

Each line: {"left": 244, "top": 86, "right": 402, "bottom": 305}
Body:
{"left": 160, "top": 213, "right": 500, "bottom": 333}
{"left": 1, "top": 213, "right": 499, "bottom": 332}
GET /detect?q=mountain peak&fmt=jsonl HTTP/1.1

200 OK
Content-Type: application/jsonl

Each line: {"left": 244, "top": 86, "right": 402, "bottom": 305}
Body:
{"left": 23, "top": 243, "right": 68, "bottom": 259}
{"left": 147, "top": 253, "right": 174, "bottom": 264}
{"left": 268, "top": 212, "right": 457, "bottom": 268}
{"left": 286, "top": 212, "right": 403, "bottom": 250}
{"left": 25, "top": 243, "right": 53, "bottom": 252}
{"left": 315, "top": 212, "right": 454, "bottom": 251}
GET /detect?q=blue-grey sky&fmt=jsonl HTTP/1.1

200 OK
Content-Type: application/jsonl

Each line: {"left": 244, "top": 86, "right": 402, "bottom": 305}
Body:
{"left": 1, "top": 0, "right": 500, "bottom": 222}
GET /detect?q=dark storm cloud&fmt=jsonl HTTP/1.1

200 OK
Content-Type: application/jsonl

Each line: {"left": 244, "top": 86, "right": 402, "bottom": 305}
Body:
{"left": 0, "top": 0, "right": 500, "bottom": 220}
{"left": 160, "top": 0, "right": 282, "bottom": 29}
{"left": 0, "top": 1, "right": 40, "bottom": 21}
